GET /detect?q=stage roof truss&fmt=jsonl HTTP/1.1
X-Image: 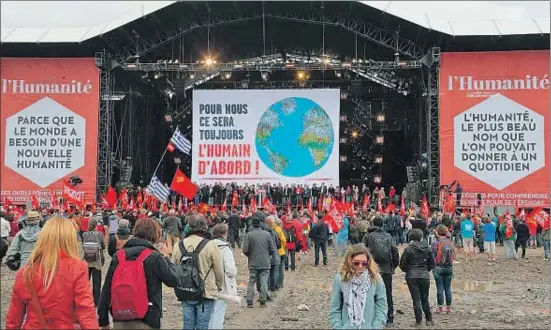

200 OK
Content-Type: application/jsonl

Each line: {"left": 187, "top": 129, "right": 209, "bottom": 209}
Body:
{"left": 114, "top": 9, "right": 425, "bottom": 64}
{"left": 122, "top": 52, "right": 422, "bottom": 93}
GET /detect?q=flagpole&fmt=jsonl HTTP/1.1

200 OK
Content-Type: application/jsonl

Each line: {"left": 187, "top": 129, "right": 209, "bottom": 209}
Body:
{"left": 152, "top": 147, "right": 169, "bottom": 179}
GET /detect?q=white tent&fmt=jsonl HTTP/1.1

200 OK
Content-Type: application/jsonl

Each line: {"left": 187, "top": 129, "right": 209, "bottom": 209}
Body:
{"left": 1, "top": 1, "right": 549, "bottom": 43}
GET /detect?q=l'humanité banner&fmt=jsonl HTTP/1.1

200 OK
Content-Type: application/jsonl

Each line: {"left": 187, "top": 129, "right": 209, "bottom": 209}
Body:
{"left": 0, "top": 58, "right": 100, "bottom": 204}
{"left": 191, "top": 89, "right": 340, "bottom": 186}
{"left": 439, "top": 50, "right": 550, "bottom": 208}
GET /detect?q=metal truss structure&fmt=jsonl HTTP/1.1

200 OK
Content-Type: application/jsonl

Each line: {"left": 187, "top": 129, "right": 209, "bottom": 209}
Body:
{"left": 114, "top": 9, "right": 425, "bottom": 64}
{"left": 96, "top": 54, "right": 115, "bottom": 200}
{"left": 424, "top": 47, "right": 441, "bottom": 206}
{"left": 122, "top": 52, "right": 421, "bottom": 92}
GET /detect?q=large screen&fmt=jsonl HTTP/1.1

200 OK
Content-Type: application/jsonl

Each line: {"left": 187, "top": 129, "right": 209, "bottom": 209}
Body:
{"left": 192, "top": 89, "right": 340, "bottom": 186}
{"left": 1, "top": 58, "right": 100, "bottom": 204}
{"left": 439, "top": 51, "right": 550, "bottom": 208}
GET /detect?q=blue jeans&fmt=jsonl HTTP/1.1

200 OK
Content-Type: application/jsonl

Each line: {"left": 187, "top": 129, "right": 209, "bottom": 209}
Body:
{"left": 335, "top": 236, "right": 347, "bottom": 256}
{"left": 209, "top": 300, "right": 227, "bottom": 329}
{"left": 544, "top": 240, "right": 550, "bottom": 259}
{"left": 433, "top": 267, "right": 453, "bottom": 306}
{"left": 183, "top": 299, "right": 215, "bottom": 330}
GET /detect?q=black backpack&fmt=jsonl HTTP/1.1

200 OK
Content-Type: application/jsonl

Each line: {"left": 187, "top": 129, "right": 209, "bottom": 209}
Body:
{"left": 174, "top": 238, "right": 211, "bottom": 301}
{"left": 284, "top": 227, "right": 296, "bottom": 243}
{"left": 366, "top": 232, "right": 391, "bottom": 264}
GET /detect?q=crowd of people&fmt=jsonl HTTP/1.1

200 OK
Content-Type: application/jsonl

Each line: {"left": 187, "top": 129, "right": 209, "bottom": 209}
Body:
{"left": 0, "top": 190, "right": 549, "bottom": 329}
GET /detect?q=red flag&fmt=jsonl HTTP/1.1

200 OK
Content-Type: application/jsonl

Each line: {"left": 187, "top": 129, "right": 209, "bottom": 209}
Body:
{"left": 4, "top": 197, "right": 13, "bottom": 207}
{"left": 221, "top": 198, "right": 227, "bottom": 211}
{"left": 120, "top": 189, "right": 129, "bottom": 210}
{"left": 101, "top": 195, "right": 110, "bottom": 209}
{"left": 31, "top": 194, "right": 40, "bottom": 210}
{"left": 51, "top": 192, "right": 60, "bottom": 209}
{"left": 250, "top": 198, "right": 257, "bottom": 212}
{"left": 167, "top": 142, "right": 175, "bottom": 153}
{"left": 317, "top": 196, "right": 323, "bottom": 212}
{"left": 129, "top": 197, "right": 136, "bottom": 211}
{"left": 362, "top": 194, "right": 370, "bottom": 212}
{"left": 242, "top": 201, "right": 248, "bottom": 218}
{"left": 232, "top": 191, "right": 239, "bottom": 207}
{"left": 137, "top": 191, "right": 143, "bottom": 205}
{"left": 62, "top": 181, "right": 83, "bottom": 207}
{"left": 377, "top": 196, "right": 383, "bottom": 213}
{"left": 528, "top": 207, "right": 550, "bottom": 230}
{"left": 170, "top": 168, "right": 199, "bottom": 200}
{"left": 106, "top": 186, "right": 117, "bottom": 208}
{"left": 421, "top": 195, "right": 430, "bottom": 222}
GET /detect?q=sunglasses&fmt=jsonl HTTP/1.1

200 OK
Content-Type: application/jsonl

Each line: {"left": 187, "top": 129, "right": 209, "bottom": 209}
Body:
{"left": 352, "top": 260, "right": 370, "bottom": 267}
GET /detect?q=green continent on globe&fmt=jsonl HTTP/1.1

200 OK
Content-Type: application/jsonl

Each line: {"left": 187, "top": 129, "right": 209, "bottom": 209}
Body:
{"left": 256, "top": 107, "right": 281, "bottom": 146}
{"left": 268, "top": 150, "right": 289, "bottom": 174}
{"left": 299, "top": 106, "right": 333, "bottom": 167}
{"left": 255, "top": 97, "right": 334, "bottom": 177}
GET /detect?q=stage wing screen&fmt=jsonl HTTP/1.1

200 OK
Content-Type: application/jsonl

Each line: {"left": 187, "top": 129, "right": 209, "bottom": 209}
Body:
{"left": 439, "top": 50, "right": 550, "bottom": 208}
{"left": 192, "top": 89, "right": 340, "bottom": 186}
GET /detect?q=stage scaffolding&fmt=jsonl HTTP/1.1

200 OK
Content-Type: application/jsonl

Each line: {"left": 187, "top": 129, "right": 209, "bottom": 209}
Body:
{"left": 96, "top": 51, "right": 115, "bottom": 200}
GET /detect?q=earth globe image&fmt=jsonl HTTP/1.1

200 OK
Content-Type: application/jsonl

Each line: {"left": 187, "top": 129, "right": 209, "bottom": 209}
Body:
{"left": 255, "top": 97, "right": 335, "bottom": 177}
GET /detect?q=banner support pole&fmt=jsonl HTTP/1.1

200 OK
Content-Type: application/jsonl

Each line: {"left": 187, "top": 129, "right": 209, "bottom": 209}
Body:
{"left": 152, "top": 147, "right": 169, "bottom": 179}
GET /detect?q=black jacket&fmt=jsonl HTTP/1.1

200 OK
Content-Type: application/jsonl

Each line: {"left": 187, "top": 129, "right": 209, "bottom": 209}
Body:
{"left": 107, "top": 227, "right": 132, "bottom": 257}
{"left": 399, "top": 241, "right": 435, "bottom": 280}
{"left": 411, "top": 219, "right": 428, "bottom": 236}
{"left": 98, "top": 238, "right": 179, "bottom": 328}
{"left": 228, "top": 214, "right": 241, "bottom": 229}
{"left": 309, "top": 222, "right": 329, "bottom": 243}
{"left": 361, "top": 227, "right": 399, "bottom": 275}
{"left": 515, "top": 222, "right": 530, "bottom": 242}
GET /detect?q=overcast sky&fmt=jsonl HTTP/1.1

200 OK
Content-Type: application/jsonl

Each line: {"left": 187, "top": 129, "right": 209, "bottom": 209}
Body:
{"left": 1, "top": 1, "right": 549, "bottom": 33}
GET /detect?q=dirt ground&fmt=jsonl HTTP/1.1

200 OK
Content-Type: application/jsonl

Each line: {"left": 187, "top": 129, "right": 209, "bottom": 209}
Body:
{"left": 1, "top": 244, "right": 549, "bottom": 329}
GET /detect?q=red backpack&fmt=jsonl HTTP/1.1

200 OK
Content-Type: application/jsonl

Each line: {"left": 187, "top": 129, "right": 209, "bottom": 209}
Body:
{"left": 110, "top": 248, "right": 153, "bottom": 321}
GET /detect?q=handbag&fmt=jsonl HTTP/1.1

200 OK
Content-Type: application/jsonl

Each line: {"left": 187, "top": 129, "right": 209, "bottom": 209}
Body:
{"left": 27, "top": 276, "right": 82, "bottom": 329}
{"left": 27, "top": 276, "right": 48, "bottom": 329}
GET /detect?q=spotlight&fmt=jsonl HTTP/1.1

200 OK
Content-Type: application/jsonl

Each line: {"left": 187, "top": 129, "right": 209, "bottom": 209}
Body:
{"left": 340, "top": 115, "right": 347, "bottom": 122}
{"left": 376, "top": 114, "right": 385, "bottom": 122}
{"left": 261, "top": 71, "right": 269, "bottom": 81}
{"left": 205, "top": 57, "right": 215, "bottom": 66}
{"left": 154, "top": 72, "right": 162, "bottom": 79}
{"left": 374, "top": 175, "right": 382, "bottom": 184}
{"left": 189, "top": 72, "right": 196, "bottom": 79}
{"left": 340, "top": 156, "right": 348, "bottom": 162}
{"left": 223, "top": 72, "right": 232, "bottom": 79}
{"left": 335, "top": 71, "right": 342, "bottom": 78}
{"left": 376, "top": 135, "right": 384, "bottom": 144}
{"left": 296, "top": 71, "right": 308, "bottom": 80}
{"left": 164, "top": 115, "right": 173, "bottom": 123}
{"left": 375, "top": 156, "right": 383, "bottom": 164}
{"left": 339, "top": 137, "right": 347, "bottom": 143}
{"left": 351, "top": 131, "right": 359, "bottom": 138}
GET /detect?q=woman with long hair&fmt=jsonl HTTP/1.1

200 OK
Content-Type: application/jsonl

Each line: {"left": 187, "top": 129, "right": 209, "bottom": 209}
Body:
{"left": 5, "top": 215, "right": 99, "bottom": 329}
{"left": 329, "top": 244, "right": 388, "bottom": 329}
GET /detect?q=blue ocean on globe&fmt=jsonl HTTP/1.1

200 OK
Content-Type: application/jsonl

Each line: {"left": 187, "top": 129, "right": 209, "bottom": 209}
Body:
{"left": 255, "top": 97, "right": 335, "bottom": 177}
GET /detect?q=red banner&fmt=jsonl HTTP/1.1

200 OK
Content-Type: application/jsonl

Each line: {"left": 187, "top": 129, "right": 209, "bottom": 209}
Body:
{"left": 439, "top": 51, "right": 550, "bottom": 208}
{"left": 527, "top": 207, "right": 550, "bottom": 230}
{"left": 62, "top": 181, "right": 83, "bottom": 206}
{"left": 1, "top": 58, "right": 100, "bottom": 204}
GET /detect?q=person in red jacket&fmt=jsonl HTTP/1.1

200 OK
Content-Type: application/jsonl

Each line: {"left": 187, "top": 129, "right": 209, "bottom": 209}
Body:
{"left": 5, "top": 215, "right": 99, "bottom": 330}
{"left": 282, "top": 215, "right": 304, "bottom": 271}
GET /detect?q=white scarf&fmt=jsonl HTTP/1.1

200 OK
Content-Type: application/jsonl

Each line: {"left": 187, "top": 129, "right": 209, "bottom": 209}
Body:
{"left": 341, "top": 271, "right": 372, "bottom": 328}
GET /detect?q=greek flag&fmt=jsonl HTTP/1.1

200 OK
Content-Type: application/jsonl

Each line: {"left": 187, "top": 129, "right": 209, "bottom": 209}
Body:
{"left": 147, "top": 176, "right": 170, "bottom": 202}
{"left": 170, "top": 128, "right": 191, "bottom": 155}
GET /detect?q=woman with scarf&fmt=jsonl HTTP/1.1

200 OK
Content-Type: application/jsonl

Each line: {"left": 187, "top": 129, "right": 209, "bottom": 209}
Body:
{"left": 329, "top": 244, "right": 388, "bottom": 329}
